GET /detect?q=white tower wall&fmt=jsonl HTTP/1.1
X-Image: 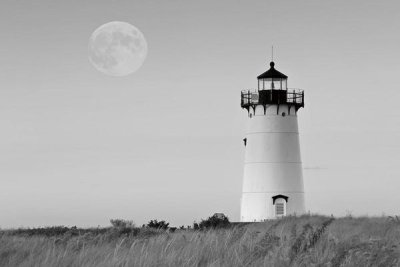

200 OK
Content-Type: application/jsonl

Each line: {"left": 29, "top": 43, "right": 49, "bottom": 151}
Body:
{"left": 240, "top": 104, "right": 305, "bottom": 222}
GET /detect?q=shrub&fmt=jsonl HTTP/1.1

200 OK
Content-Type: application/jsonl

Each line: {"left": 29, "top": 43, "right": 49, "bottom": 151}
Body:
{"left": 197, "top": 213, "right": 230, "bottom": 230}
{"left": 10, "top": 226, "right": 72, "bottom": 237}
{"left": 147, "top": 220, "right": 169, "bottom": 230}
{"left": 110, "top": 219, "right": 135, "bottom": 228}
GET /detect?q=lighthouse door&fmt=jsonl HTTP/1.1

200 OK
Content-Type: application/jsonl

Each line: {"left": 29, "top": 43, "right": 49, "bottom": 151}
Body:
{"left": 275, "top": 202, "right": 286, "bottom": 217}
{"left": 272, "top": 195, "right": 288, "bottom": 217}
{"left": 275, "top": 201, "right": 286, "bottom": 217}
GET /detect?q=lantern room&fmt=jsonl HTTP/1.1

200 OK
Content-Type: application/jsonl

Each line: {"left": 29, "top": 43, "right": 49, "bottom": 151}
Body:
{"left": 241, "top": 61, "right": 304, "bottom": 113}
{"left": 257, "top": 61, "right": 288, "bottom": 90}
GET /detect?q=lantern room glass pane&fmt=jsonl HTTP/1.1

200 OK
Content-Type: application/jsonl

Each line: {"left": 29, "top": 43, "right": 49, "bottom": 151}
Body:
{"left": 259, "top": 78, "right": 287, "bottom": 90}
{"left": 282, "top": 80, "right": 287, "bottom": 90}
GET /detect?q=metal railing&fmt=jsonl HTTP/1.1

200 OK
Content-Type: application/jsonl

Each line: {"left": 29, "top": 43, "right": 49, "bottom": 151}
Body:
{"left": 241, "top": 88, "right": 304, "bottom": 108}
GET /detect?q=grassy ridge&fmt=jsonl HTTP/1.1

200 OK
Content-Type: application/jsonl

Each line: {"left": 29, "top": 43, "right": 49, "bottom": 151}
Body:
{"left": 1, "top": 215, "right": 400, "bottom": 266}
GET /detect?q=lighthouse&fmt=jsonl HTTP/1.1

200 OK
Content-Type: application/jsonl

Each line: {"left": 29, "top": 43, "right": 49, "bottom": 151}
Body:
{"left": 240, "top": 61, "right": 305, "bottom": 221}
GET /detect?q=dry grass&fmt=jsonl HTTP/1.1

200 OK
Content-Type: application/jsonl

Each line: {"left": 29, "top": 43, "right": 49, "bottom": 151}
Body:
{"left": 1, "top": 215, "right": 400, "bottom": 266}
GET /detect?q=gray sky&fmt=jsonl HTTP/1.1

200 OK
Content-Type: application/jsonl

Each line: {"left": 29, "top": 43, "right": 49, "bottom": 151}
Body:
{"left": 1, "top": 0, "right": 400, "bottom": 228}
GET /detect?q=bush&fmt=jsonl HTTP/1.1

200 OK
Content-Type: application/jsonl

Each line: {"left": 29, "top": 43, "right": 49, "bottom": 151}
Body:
{"left": 7, "top": 226, "right": 109, "bottom": 238}
{"left": 110, "top": 219, "right": 135, "bottom": 228}
{"left": 147, "top": 220, "right": 169, "bottom": 230}
{"left": 197, "top": 213, "right": 230, "bottom": 230}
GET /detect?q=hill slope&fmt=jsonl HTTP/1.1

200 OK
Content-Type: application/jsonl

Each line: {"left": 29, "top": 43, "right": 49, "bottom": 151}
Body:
{"left": 1, "top": 215, "right": 400, "bottom": 266}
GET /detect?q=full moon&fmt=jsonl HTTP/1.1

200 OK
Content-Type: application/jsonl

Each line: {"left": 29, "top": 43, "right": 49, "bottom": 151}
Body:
{"left": 88, "top": 21, "right": 148, "bottom": 76}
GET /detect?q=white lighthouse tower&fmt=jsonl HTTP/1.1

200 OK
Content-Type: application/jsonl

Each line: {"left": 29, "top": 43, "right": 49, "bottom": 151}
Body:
{"left": 240, "top": 61, "right": 305, "bottom": 221}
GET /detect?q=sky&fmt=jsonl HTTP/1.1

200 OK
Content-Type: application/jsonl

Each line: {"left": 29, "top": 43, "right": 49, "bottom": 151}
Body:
{"left": 1, "top": 0, "right": 400, "bottom": 228}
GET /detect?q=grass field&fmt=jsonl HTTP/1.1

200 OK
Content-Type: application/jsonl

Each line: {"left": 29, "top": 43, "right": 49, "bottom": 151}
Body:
{"left": 1, "top": 215, "right": 400, "bottom": 266}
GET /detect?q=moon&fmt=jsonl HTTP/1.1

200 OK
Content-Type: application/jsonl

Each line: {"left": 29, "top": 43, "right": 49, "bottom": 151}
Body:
{"left": 88, "top": 21, "right": 148, "bottom": 76}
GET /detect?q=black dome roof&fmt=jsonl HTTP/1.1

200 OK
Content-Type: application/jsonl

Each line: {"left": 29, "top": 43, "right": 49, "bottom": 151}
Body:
{"left": 257, "top": 62, "right": 288, "bottom": 79}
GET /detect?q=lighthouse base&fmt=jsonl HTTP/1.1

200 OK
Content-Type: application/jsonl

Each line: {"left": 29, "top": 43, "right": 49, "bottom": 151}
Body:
{"left": 240, "top": 192, "right": 305, "bottom": 222}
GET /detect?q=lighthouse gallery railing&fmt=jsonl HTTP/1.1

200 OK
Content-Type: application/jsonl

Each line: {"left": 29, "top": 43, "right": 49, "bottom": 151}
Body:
{"left": 241, "top": 89, "right": 304, "bottom": 109}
